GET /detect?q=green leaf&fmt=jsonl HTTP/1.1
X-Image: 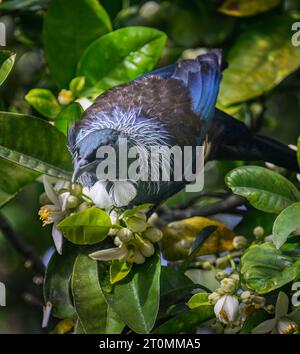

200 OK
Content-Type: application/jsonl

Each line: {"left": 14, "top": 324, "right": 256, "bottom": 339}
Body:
{"left": 69, "top": 76, "right": 86, "bottom": 98}
{"left": 78, "top": 26, "right": 167, "bottom": 90}
{"left": 154, "top": 306, "right": 214, "bottom": 334}
{"left": 119, "top": 203, "right": 152, "bottom": 220}
{"left": 240, "top": 309, "right": 270, "bottom": 334}
{"left": 101, "top": 253, "right": 161, "bottom": 334}
{"left": 71, "top": 254, "right": 108, "bottom": 334}
{"left": 57, "top": 208, "right": 112, "bottom": 245}
{"left": 110, "top": 260, "right": 132, "bottom": 284}
{"left": 25, "top": 89, "right": 61, "bottom": 119}
{"left": 0, "top": 158, "right": 39, "bottom": 208}
{"left": 160, "top": 267, "right": 196, "bottom": 310}
{"left": 218, "top": 17, "right": 300, "bottom": 107}
{"left": 0, "top": 51, "right": 16, "bottom": 86}
{"left": 240, "top": 242, "right": 300, "bottom": 294}
{"left": 225, "top": 166, "right": 300, "bottom": 214}
{"left": 43, "top": 0, "right": 111, "bottom": 88}
{"left": 44, "top": 244, "right": 78, "bottom": 320}
{"left": 55, "top": 103, "right": 83, "bottom": 136}
{"left": 219, "top": 0, "right": 281, "bottom": 17}
{"left": 0, "top": 112, "right": 72, "bottom": 178}
{"left": 187, "top": 292, "right": 210, "bottom": 309}
{"left": 273, "top": 202, "right": 300, "bottom": 249}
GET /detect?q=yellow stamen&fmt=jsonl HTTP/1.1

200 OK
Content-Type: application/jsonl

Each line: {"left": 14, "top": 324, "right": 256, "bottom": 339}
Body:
{"left": 38, "top": 206, "right": 53, "bottom": 226}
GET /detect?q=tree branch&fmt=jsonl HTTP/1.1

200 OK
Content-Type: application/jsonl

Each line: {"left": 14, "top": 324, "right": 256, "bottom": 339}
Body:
{"left": 0, "top": 213, "right": 45, "bottom": 276}
{"left": 157, "top": 194, "right": 247, "bottom": 227}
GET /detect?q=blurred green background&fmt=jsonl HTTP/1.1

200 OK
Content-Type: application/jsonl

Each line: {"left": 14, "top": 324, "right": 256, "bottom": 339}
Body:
{"left": 0, "top": 0, "right": 300, "bottom": 333}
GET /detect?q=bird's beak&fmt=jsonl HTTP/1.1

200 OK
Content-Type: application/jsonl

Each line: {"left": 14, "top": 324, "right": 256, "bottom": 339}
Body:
{"left": 72, "top": 158, "right": 89, "bottom": 183}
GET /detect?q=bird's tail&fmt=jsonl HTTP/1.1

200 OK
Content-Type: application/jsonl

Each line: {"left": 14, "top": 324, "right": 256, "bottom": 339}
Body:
{"left": 211, "top": 109, "right": 299, "bottom": 171}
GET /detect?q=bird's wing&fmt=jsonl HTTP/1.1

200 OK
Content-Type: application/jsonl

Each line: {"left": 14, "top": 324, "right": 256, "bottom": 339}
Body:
{"left": 137, "top": 50, "right": 222, "bottom": 124}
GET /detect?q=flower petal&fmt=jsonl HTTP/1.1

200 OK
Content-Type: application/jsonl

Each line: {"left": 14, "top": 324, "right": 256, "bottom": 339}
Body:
{"left": 252, "top": 319, "right": 276, "bottom": 334}
{"left": 43, "top": 175, "right": 60, "bottom": 206}
{"left": 89, "top": 245, "right": 128, "bottom": 261}
{"left": 52, "top": 223, "right": 63, "bottom": 255}
{"left": 275, "top": 292, "right": 289, "bottom": 320}
{"left": 110, "top": 180, "right": 137, "bottom": 207}
{"left": 85, "top": 181, "right": 112, "bottom": 209}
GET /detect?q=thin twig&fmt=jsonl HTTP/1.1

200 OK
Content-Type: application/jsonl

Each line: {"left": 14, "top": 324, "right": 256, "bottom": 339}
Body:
{"left": 0, "top": 213, "right": 45, "bottom": 276}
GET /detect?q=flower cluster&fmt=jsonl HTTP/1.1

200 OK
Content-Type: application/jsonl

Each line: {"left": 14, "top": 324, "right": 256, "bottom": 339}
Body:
{"left": 89, "top": 209, "right": 163, "bottom": 264}
{"left": 38, "top": 176, "right": 91, "bottom": 254}
{"left": 208, "top": 271, "right": 266, "bottom": 333}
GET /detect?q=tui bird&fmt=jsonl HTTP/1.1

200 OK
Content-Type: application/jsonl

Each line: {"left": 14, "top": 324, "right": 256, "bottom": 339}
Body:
{"left": 68, "top": 50, "right": 298, "bottom": 208}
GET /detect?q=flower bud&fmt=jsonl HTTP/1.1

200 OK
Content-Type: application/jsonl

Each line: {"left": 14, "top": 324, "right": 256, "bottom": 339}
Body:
{"left": 117, "top": 228, "right": 133, "bottom": 242}
{"left": 39, "top": 192, "right": 51, "bottom": 205}
{"left": 139, "top": 240, "right": 155, "bottom": 258}
{"left": 133, "top": 249, "right": 146, "bottom": 265}
{"left": 144, "top": 227, "right": 163, "bottom": 242}
{"left": 126, "top": 216, "right": 148, "bottom": 232}
{"left": 108, "top": 227, "right": 118, "bottom": 236}
{"left": 253, "top": 226, "right": 264, "bottom": 239}
{"left": 240, "top": 291, "right": 252, "bottom": 303}
{"left": 114, "top": 236, "right": 122, "bottom": 247}
{"left": 214, "top": 295, "right": 239, "bottom": 324}
{"left": 202, "top": 261, "right": 212, "bottom": 270}
{"left": 216, "top": 256, "right": 230, "bottom": 269}
{"left": 220, "top": 278, "right": 237, "bottom": 294}
{"left": 232, "top": 235, "right": 248, "bottom": 249}
{"left": 277, "top": 318, "right": 298, "bottom": 334}
{"left": 58, "top": 89, "right": 73, "bottom": 105}
{"left": 208, "top": 292, "right": 221, "bottom": 305}
{"left": 229, "top": 273, "right": 240, "bottom": 282}
{"left": 215, "top": 271, "right": 228, "bottom": 281}
{"left": 77, "top": 202, "right": 90, "bottom": 212}
{"left": 147, "top": 212, "right": 158, "bottom": 226}
{"left": 66, "top": 195, "right": 79, "bottom": 209}
{"left": 71, "top": 183, "right": 82, "bottom": 196}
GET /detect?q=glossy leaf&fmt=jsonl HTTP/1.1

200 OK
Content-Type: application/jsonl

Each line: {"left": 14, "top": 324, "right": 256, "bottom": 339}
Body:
{"left": 0, "top": 158, "right": 39, "bottom": 208}
{"left": 43, "top": 0, "right": 111, "bottom": 87}
{"left": 101, "top": 253, "right": 161, "bottom": 334}
{"left": 219, "top": 0, "right": 280, "bottom": 17}
{"left": 109, "top": 260, "right": 132, "bottom": 284}
{"left": 44, "top": 245, "right": 78, "bottom": 320}
{"left": 71, "top": 254, "right": 108, "bottom": 334}
{"left": 78, "top": 26, "right": 167, "bottom": 90}
{"left": 188, "top": 292, "right": 211, "bottom": 309}
{"left": 160, "top": 267, "right": 196, "bottom": 309}
{"left": 55, "top": 102, "right": 83, "bottom": 136}
{"left": 69, "top": 76, "right": 85, "bottom": 98}
{"left": 154, "top": 306, "right": 214, "bottom": 334}
{"left": 273, "top": 202, "right": 300, "bottom": 249}
{"left": 240, "top": 242, "right": 300, "bottom": 294}
{"left": 0, "top": 51, "right": 16, "bottom": 86}
{"left": 25, "top": 88, "right": 61, "bottom": 119}
{"left": 226, "top": 166, "right": 300, "bottom": 213}
{"left": 0, "top": 112, "right": 72, "bottom": 178}
{"left": 162, "top": 217, "right": 235, "bottom": 261}
{"left": 57, "top": 208, "right": 112, "bottom": 245}
{"left": 218, "top": 17, "right": 300, "bottom": 106}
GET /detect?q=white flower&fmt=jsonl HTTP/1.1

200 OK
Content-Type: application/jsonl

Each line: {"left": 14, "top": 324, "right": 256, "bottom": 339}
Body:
{"left": 58, "top": 89, "right": 73, "bottom": 106}
{"left": 38, "top": 175, "right": 70, "bottom": 254}
{"left": 75, "top": 97, "right": 93, "bottom": 110}
{"left": 214, "top": 295, "right": 240, "bottom": 324}
{"left": 220, "top": 278, "right": 237, "bottom": 294}
{"left": 83, "top": 181, "right": 112, "bottom": 209}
